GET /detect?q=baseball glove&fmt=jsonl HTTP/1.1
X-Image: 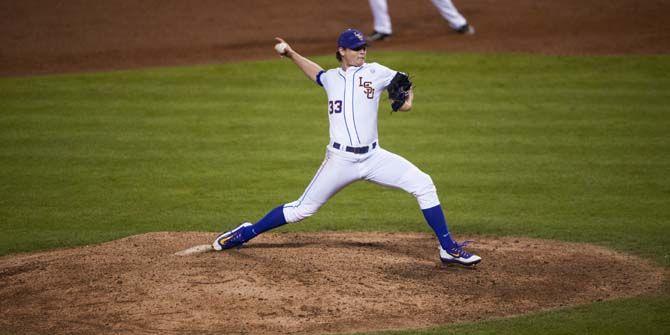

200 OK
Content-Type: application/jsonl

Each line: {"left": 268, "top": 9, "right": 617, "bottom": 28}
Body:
{"left": 387, "top": 72, "right": 412, "bottom": 111}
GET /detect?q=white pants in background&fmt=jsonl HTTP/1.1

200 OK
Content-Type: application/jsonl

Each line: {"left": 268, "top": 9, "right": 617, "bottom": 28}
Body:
{"left": 368, "top": 0, "right": 468, "bottom": 34}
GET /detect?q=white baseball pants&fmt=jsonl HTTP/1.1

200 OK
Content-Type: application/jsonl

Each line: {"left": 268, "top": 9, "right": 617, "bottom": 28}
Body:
{"left": 368, "top": 0, "right": 467, "bottom": 34}
{"left": 282, "top": 145, "right": 441, "bottom": 223}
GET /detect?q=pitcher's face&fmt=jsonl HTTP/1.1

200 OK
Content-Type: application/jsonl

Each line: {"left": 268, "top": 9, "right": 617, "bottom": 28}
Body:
{"left": 340, "top": 45, "right": 367, "bottom": 68}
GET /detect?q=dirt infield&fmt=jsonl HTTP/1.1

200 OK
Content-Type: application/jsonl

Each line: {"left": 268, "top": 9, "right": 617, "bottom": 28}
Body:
{"left": 2, "top": 0, "right": 669, "bottom": 76}
{"left": 0, "top": 232, "right": 665, "bottom": 334}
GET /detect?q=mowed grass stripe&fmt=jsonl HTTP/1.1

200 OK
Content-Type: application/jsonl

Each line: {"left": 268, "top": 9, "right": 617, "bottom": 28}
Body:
{"left": 0, "top": 52, "right": 668, "bottom": 260}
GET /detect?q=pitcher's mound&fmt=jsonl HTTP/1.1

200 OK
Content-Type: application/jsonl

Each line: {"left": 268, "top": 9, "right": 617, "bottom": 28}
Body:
{"left": 0, "top": 232, "right": 664, "bottom": 334}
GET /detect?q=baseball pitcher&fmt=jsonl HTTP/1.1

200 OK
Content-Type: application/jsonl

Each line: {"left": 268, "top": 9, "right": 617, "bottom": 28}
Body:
{"left": 213, "top": 29, "right": 480, "bottom": 266}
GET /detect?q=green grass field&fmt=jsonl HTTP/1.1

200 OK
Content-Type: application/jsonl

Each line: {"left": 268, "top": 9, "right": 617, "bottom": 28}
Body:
{"left": 1, "top": 52, "right": 668, "bottom": 334}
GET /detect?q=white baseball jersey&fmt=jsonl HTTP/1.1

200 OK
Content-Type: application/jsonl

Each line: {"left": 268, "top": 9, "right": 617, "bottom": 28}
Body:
{"left": 316, "top": 62, "right": 396, "bottom": 147}
{"left": 281, "top": 62, "right": 441, "bottom": 224}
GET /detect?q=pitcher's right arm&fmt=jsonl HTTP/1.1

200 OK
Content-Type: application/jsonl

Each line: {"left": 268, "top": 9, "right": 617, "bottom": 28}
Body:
{"left": 274, "top": 37, "right": 323, "bottom": 83}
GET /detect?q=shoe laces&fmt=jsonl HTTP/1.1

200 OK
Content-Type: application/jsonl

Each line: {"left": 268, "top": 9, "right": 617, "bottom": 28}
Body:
{"left": 222, "top": 229, "right": 246, "bottom": 247}
{"left": 232, "top": 229, "right": 248, "bottom": 243}
{"left": 449, "top": 240, "right": 475, "bottom": 258}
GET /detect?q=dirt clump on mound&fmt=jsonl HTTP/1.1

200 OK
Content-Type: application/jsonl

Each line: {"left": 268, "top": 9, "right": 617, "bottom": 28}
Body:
{"left": 0, "top": 232, "right": 665, "bottom": 334}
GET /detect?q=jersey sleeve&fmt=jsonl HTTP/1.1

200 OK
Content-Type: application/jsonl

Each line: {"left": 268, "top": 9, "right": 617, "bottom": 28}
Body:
{"left": 375, "top": 63, "right": 398, "bottom": 89}
{"left": 316, "top": 70, "right": 325, "bottom": 87}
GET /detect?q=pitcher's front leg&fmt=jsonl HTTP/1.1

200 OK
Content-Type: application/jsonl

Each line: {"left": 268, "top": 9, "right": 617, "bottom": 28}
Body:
{"left": 364, "top": 148, "right": 481, "bottom": 266}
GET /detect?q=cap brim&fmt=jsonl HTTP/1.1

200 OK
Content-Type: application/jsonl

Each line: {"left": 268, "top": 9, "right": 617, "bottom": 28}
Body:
{"left": 349, "top": 41, "right": 367, "bottom": 49}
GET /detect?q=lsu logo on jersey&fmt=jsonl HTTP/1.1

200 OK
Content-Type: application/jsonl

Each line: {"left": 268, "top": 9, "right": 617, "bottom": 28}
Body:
{"left": 358, "top": 77, "right": 374, "bottom": 99}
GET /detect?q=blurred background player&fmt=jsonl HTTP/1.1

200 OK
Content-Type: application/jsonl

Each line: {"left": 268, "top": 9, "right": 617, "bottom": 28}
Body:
{"left": 368, "top": 0, "right": 474, "bottom": 41}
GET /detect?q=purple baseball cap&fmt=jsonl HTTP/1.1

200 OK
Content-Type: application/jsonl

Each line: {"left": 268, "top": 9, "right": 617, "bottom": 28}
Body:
{"left": 337, "top": 28, "right": 367, "bottom": 49}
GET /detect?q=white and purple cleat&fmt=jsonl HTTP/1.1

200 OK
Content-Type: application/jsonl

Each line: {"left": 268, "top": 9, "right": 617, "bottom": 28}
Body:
{"left": 212, "top": 222, "right": 252, "bottom": 251}
{"left": 439, "top": 241, "right": 481, "bottom": 266}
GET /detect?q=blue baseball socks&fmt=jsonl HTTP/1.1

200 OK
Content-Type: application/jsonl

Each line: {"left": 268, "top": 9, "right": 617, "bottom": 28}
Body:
{"left": 240, "top": 205, "right": 287, "bottom": 242}
{"left": 239, "top": 204, "right": 455, "bottom": 249}
{"left": 421, "top": 204, "right": 457, "bottom": 250}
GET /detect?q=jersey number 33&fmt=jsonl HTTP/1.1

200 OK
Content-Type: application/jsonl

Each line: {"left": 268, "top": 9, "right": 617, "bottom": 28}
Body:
{"left": 328, "top": 100, "right": 343, "bottom": 114}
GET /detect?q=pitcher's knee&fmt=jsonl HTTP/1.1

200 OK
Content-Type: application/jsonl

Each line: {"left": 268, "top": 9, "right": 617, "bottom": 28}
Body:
{"left": 282, "top": 201, "right": 320, "bottom": 223}
{"left": 413, "top": 172, "right": 440, "bottom": 209}
{"left": 413, "top": 171, "right": 436, "bottom": 195}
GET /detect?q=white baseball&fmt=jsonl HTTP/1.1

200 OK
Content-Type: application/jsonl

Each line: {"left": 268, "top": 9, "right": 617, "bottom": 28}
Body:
{"left": 274, "top": 42, "right": 288, "bottom": 55}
